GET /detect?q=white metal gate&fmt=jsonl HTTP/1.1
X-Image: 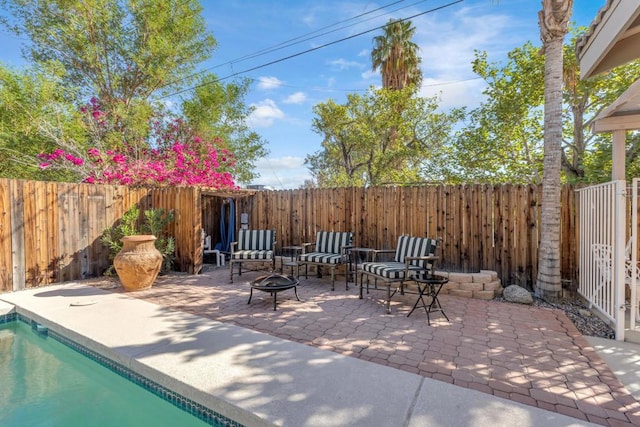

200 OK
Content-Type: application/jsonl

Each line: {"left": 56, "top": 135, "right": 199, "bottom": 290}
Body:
{"left": 577, "top": 180, "right": 627, "bottom": 340}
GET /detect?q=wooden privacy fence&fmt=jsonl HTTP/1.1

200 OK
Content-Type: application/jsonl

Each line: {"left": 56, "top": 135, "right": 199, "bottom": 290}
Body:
{"left": 235, "top": 185, "right": 578, "bottom": 289}
{"left": 0, "top": 179, "right": 201, "bottom": 292}
{"left": 1, "top": 179, "right": 578, "bottom": 292}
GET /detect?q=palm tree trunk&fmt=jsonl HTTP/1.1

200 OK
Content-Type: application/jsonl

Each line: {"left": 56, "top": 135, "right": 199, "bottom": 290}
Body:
{"left": 536, "top": 0, "right": 572, "bottom": 301}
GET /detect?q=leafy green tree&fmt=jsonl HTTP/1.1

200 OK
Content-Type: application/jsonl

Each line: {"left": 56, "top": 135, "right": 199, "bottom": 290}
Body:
{"left": 0, "top": 63, "right": 84, "bottom": 180}
{"left": 1, "top": 0, "right": 215, "bottom": 146}
{"left": 453, "top": 43, "right": 545, "bottom": 184}
{"left": 180, "top": 74, "right": 269, "bottom": 184}
{"left": 560, "top": 36, "right": 640, "bottom": 183}
{"left": 454, "top": 36, "right": 640, "bottom": 184}
{"left": 371, "top": 19, "right": 422, "bottom": 90}
{"left": 1, "top": 1, "right": 270, "bottom": 185}
{"left": 1, "top": 0, "right": 215, "bottom": 103}
{"left": 306, "top": 87, "right": 461, "bottom": 187}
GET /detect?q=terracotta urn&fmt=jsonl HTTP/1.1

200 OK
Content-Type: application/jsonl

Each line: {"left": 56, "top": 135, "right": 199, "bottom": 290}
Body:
{"left": 113, "top": 235, "right": 163, "bottom": 291}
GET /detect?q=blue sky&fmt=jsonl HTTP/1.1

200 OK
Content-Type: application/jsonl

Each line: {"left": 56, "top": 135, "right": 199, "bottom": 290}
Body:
{"left": 0, "top": 0, "right": 603, "bottom": 189}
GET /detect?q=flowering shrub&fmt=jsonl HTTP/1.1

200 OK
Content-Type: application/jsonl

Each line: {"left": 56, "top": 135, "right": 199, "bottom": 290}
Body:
{"left": 38, "top": 98, "right": 238, "bottom": 189}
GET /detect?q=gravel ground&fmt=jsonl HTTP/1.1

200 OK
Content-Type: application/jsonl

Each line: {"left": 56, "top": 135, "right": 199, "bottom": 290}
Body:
{"left": 496, "top": 296, "right": 616, "bottom": 339}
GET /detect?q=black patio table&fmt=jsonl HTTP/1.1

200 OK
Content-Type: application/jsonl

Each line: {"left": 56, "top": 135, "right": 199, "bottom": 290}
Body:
{"left": 407, "top": 272, "right": 450, "bottom": 325}
{"left": 248, "top": 274, "right": 300, "bottom": 311}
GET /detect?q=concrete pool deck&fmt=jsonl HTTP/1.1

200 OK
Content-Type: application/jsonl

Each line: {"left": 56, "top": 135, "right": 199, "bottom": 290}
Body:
{"left": 1, "top": 281, "right": 597, "bottom": 427}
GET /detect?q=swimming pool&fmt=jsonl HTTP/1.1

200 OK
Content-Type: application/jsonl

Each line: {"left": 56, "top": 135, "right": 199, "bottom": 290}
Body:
{"left": 0, "top": 316, "right": 241, "bottom": 427}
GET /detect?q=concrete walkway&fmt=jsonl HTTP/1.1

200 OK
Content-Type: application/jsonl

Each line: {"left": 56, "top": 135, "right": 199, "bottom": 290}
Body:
{"left": 2, "top": 267, "right": 639, "bottom": 426}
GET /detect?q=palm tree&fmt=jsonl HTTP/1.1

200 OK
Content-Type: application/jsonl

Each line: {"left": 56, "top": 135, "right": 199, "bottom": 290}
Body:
{"left": 371, "top": 19, "right": 422, "bottom": 91}
{"left": 536, "top": 0, "right": 573, "bottom": 301}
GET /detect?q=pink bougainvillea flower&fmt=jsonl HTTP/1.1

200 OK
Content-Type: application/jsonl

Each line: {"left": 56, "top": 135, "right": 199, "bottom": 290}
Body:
{"left": 37, "top": 113, "right": 238, "bottom": 189}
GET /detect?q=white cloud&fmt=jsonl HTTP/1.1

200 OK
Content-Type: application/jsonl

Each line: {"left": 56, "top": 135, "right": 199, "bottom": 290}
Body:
{"left": 357, "top": 49, "right": 369, "bottom": 57}
{"left": 256, "top": 156, "right": 305, "bottom": 169}
{"left": 248, "top": 99, "right": 284, "bottom": 127}
{"left": 419, "top": 77, "right": 487, "bottom": 109}
{"left": 257, "top": 76, "right": 284, "bottom": 90}
{"left": 250, "top": 156, "right": 311, "bottom": 190}
{"left": 361, "top": 69, "right": 377, "bottom": 80}
{"left": 328, "top": 58, "right": 364, "bottom": 70}
{"left": 408, "top": 6, "right": 524, "bottom": 109}
{"left": 283, "top": 91, "right": 307, "bottom": 104}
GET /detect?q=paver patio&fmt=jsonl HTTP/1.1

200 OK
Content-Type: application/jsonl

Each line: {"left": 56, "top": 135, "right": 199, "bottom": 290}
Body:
{"left": 95, "top": 267, "right": 640, "bottom": 426}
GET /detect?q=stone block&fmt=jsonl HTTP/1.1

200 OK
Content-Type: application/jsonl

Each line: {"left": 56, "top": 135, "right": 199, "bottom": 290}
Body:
{"left": 449, "top": 289, "right": 473, "bottom": 299}
{"left": 473, "top": 290, "right": 495, "bottom": 300}
{"left": 447, "top": 272, "right": 470, "bottom": 283}
{"left": 442, "top": 282, "right": 459, "bottom": 292}
{"left": 434, "top": 270, "right": 449, "bottom": 278}
{"left": 472, "top": 273, "right": 492, "bottom": 283}
{"left": 480, "top": 270, "right": 499, "bottom": 280}
{"left": 459, "top": 282, "right": 483, "bottom": 292}
{"left": 483, "top": 281, "right": 503, "bottom": 292}
{"left": 494, "top": 286, "right": 503, "bottom": 297}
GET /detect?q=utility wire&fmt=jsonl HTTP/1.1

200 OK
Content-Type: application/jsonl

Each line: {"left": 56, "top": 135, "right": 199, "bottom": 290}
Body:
{"left": 236, "top": 74, "right": 482, "bottom": 94}
{"left": 159, "top": 0, "right": 464, "bottom": 99}
{"left": 161, "top": 0, "right": 415, "bottom": 90}
{"left": 228, "top": 0, "right": 410, "bottom": 65}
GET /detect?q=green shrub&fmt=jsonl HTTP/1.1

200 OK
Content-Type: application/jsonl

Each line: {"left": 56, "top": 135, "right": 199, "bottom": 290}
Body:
{"left": 141, "top": 208, "right": 176, "bottom": 273}
{"left": 101, "top": 205, "right": 176, "bottom": 275}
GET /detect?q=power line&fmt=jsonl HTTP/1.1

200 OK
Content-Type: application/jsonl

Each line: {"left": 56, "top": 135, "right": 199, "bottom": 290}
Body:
{"left": 159, "top": 0, "right": 464, "bottom": 99}
{"left": 227, "top": 0, "right": 411, "bottom": 66}
{"left": 161, "top": 0, "right": 418, "bottom": 90}
{"left": 236, "top": 74, "right": 482, "bottom": 94}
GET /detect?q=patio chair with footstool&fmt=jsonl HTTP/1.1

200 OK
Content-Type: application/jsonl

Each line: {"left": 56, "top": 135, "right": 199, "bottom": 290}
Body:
{"left": 297, "top": 231, "right": 353, "bottom": 291}
{"left": 229, "top": 229, "right": 276, "bottom": 283}
{"left": 359, "top": 235, "right": 441, "bottom": 314}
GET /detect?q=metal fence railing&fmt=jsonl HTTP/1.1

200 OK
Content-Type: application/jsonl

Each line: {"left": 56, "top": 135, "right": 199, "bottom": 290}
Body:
{"left": 577, "top": 180, "right": 627, "bottom": 340}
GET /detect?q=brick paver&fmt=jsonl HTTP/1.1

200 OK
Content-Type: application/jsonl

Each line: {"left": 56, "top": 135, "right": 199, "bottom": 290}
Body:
{"left": 92, "top": 268, "right": 640, "bottom": 426}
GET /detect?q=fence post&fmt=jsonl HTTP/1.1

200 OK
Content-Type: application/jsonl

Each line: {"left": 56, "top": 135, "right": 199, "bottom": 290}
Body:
{"left": 614, "top": 180, "right": 626, "bottom": 341}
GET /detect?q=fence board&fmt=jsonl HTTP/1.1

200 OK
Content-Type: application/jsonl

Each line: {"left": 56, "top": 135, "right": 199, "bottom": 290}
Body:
{"left": 21, "top": 181, "right": 33, "bottom": 287}
{"left": 78, "top": 184, "right": 90, "bottom": 278}
{"left": 10, "top": 180, "right": 25, "bottom": 291}
{"left": 34, "top": 181, "right": 49, "bottom": 284}
{"left": 46, "top": 182, "right": 59, "bottom": 283}
{"left": 23, "top": 181, "right": 37, "bottom": 287}
{"left": 0, "top": 179, "right": 12, "bottom": 291}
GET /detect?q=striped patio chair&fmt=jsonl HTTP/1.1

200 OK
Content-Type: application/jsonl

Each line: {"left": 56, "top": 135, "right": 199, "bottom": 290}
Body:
{"left": 229, "top": 229, "right": 276, "bottom": 283}
{"left": 298, "top": 231, "right": 353, "bottom": 290}
{"left": 359, "top": 235, "right": 441, "bottom": 314}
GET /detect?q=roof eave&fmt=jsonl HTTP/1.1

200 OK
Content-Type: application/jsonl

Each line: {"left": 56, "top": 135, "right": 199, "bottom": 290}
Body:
{"left": 577, "top": 0, "right": 640, "bottom": 79}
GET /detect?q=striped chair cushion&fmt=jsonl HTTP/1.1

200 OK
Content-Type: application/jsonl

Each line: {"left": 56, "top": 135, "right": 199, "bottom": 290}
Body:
{"left": 315, "top": 231, "right": 352, "bottom": 254}
{"left": 237, "top": 229, "right": 275, "bottom": 251}
{"left": 394, "top": 235, "right": 438, "bottom": 270}
{"left": 362, "top": 261, "right": 423, "bottom": 280}
{"left": 299, "top": 252, "right": 343, "bottom": 265}
{"left": 231, "top": 250, "right": 273, "bottom": 260}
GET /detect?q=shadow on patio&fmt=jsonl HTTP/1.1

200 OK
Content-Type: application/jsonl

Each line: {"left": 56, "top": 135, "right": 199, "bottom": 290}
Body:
{"left": 92, "top": 267, "right": 640, "bottom": 426}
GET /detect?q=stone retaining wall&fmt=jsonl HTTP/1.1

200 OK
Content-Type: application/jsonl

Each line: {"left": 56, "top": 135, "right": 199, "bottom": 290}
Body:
{"left": 435, "top": 270, "right": 503, "bottom": 300}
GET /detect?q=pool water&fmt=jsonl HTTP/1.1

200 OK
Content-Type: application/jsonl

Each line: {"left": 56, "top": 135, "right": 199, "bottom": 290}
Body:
{"left": 0, "top": 321, "right": 213, "bottom": 427}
